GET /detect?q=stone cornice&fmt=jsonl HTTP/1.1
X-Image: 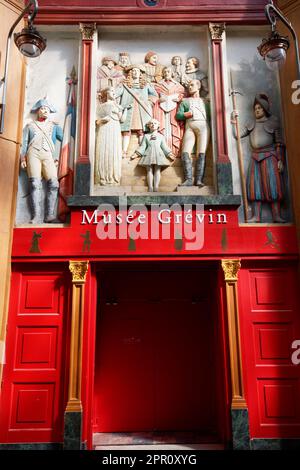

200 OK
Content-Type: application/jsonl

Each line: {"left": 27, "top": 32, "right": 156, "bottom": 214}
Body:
{"left": 35, "top": 3, "right": 267, "bottom": 24}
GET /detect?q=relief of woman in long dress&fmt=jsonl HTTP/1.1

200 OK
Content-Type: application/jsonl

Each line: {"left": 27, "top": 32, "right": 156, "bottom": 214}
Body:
{"left": 95, "top": 87, "right": 128, "bottom": 185}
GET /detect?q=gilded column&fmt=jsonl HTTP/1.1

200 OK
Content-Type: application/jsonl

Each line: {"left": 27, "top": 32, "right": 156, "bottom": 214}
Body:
{"left": 209, "top": 23, "right": 233, "bottom": 194}
{"left": 221, "top": 259, "right": 250, "bottom": 450}
{"left": 74, "top": 23, "right": 96, "bottom": 195}
{"left": 64, "top": 260, "right": 89, "bottom": 450}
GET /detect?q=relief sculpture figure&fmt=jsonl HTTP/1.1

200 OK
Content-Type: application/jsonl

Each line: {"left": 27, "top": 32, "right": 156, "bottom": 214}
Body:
{"left": 153, "top": 66, "right": 185, "bottom": 156}
{"left": 97, "top": 56, "right": 123, "bottom": 91}
{"left": 130, "top": 118, "right": 175, "bottom": 192}
{"left": 20, "top": 99, "right": 63, "bottom": 224}
{"left": 116, "top": 52, "right": 132, "bottom": 76}
{"left": 176, "top": 79, "right": 210, "bottom": 187}
{"left": 95, "top": 87, "right": 128, "bottom": 185}
{"left": 144, "top": 51, "right": 164, "bottom": 84}
{"left": 182, "top": 57, "right": 209, "bottom": 97}
{"left": 232, "top": 93, "right": 286, "bottom": 223}
{"left": 117, "top": 65, "right": 157, "bottom": 156}
{"left": 171, "top": 56, "right": 184, "bottom": 84}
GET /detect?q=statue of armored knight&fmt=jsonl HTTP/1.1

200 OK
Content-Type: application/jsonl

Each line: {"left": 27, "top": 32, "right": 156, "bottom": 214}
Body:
{"left": 232, "top": 93, "right": 286, "bottom": 223}
{"left": 20, "top": 99, "right": 63, "bottom": 224}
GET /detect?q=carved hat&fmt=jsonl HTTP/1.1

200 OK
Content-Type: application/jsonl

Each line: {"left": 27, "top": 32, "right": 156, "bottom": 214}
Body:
{"left": 144, "top": 51, "right": 158, "bottom": 63}
{"left": 125, "top": 64, "right": 146, "bottom": 73}
{"left": 253, "top": 93, "right": 271, "bottom": 117}
{"left": 31, "top": 99, "right": 56, "bottom": 113}
{"left": 102, "top": 56, "right": 117, "bottom": 65}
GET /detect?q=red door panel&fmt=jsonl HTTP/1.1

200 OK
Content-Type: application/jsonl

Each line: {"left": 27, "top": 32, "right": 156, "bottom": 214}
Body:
{"left": 93, "top": 266, "right": 219, "bottom": 435}
{"left": 239, "top": 265, "right": 300, "bottom": 438}
{"left": 0, "top": 268, "right": 69, "bottom": 443}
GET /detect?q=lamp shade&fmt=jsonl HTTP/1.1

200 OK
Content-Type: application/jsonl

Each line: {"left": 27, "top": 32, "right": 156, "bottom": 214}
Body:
{"left": 14, "top": 26, "right": 46, "bottom": 58}
{"left": 258, "top": 31, "right": 290, "bottom": 71}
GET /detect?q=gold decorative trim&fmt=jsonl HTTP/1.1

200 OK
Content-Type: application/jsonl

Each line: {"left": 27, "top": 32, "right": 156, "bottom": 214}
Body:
{"left": 69, "top": 260, "right": 89, "bottom": 283}
{"left": 65, "top": 261, "right": 89, "bottom": 415}
{"left": 221, "top": 259, "right": 247, "bottom": 410}
{"left": 79, "top": 23, "right": 97, "bottom": 41}
{"left": 209, "top": 22, "right": 225, "bottom": 41}
{"left": 66, "top": 399, "right": 82, "bottom": 413}
{"left": 221, "top": 259, "right": 241, "bottom": 282}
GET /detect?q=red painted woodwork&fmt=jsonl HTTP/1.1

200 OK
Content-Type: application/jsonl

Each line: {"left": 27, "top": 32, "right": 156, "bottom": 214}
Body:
{"left": 239, "top": 264, "right": 300, "bottom": 438}
{"left": 11, "top": 209, "right": 299, "bottom": 259}
{"left": 37, "top": 0, "right": 268, "bottom": 24}
{"left": 0, "top": 267, "right": 70, "bottom": 443}
{"left": 40, "top": 0, "right": 267, "bottom": 6}
{"left": 81, "top": 267, "right": 97, "bottom": 448}
{"left": 92, "top": 263, "right": 228, "bottom": 438}
{"left": 211, "top": 37, "right": 230, "bottom": 164}
{"left": 78, "top": 36, "right": 93, "bottom": 164}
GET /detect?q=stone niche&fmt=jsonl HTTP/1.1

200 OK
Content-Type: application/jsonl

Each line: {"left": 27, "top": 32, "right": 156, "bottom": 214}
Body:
{"left": 91, "top": 25, "right": 215, "bottom": 196}
{"left": 15, "top": 29, "right": 80, "bottom": 225}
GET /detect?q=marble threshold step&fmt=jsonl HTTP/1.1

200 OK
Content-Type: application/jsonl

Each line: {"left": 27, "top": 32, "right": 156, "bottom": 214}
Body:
{"left": 94, "top": 444, "right": 224, "bottom": 450}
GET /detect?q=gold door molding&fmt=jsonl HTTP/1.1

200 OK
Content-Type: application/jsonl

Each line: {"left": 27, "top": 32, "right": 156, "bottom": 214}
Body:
{"left": 221, "top": 259, "right": 247, "bottom": 409}
{"left": 66, "top": 260, "right": 89, "bottom": 413}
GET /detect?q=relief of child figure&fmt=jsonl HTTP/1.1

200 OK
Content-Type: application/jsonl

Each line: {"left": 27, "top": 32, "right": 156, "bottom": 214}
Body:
{"left": 130, "top": 118, "right": 175, "bottom": 192}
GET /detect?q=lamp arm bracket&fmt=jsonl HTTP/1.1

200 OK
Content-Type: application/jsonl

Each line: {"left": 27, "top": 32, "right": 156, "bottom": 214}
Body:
{"left": 265, "top": 1, "right": 300, "bottom": 81}
{"left": 265, "top": 3, "right": 296, "bottom": 41}
{"left": 0, "top": 0, "right": 38, "bottom": 133}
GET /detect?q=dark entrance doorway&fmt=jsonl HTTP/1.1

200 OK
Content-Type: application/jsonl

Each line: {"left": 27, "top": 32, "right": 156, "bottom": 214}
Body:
{"left": 93, "top": 263, "right": 228, "bottom": 442}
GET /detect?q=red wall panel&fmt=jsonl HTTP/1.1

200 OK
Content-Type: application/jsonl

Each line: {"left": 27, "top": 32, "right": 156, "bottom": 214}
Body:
{"left": 0, "top": 267, "right": 70, "bottom": 444}
{"left": 239, "top": 265, "right": 300, "bottom": 438}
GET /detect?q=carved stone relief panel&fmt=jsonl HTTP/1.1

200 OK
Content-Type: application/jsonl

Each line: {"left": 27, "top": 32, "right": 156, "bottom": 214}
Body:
{"left": 93, "top": 25, "right": 214, "bottom": 195}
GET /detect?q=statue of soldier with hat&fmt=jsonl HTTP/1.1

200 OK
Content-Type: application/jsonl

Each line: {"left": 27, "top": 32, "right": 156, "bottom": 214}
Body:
{"left": 20, "top": 98, "right": 63, "bottom": 224}
{"left": 232, "top": 93, "right": 286, "bottom": 223}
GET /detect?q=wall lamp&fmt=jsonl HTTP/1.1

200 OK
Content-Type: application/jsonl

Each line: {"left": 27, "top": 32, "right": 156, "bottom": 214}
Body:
{"left": 0, "top": 0, "right": 46, "bottom": 134}
{"left": 258, "top": 0, "right": 300, "bottom": 80}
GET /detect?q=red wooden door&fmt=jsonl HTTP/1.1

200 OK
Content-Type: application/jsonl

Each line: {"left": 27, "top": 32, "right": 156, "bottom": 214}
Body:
{"left": 0, "top": 267, "right": 69, "bottom": 443}
{"left": 239, "top": 264, "right": 300, "bottom": 438}
{"left": 93, "top": 266, "right": 219, "bottom": 434}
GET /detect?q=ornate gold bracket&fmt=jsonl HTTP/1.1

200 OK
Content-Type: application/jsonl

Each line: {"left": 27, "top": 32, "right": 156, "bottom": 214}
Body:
{"left": 65, "top": 260, "right": 89, "bottom": 413}
{"left": 221, "top": 259, "right": 247, "bottom": 409}
{"left": 79, "top": 23, "right": 97, "bottom": 41}
{"left": 209, "top": 23, "right": 226, "bottom": 41}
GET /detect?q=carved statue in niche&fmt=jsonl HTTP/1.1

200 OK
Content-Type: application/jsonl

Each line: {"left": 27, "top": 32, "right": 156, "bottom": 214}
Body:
{"left": 181, "top": 57, "right": 209, "bottom": 97}
{"left": 117, "top": 64, "right": 157, "bottom": 156}
{"left": 176, "top": 79, "right": 210, "bottom": 187}
{"left": 95, "top": 87, "right": 129, "bottom": 185}
{"left": 144, "top": 51, "right": 164, "bottom": 84}
{"left": 97, "top": 56, "right": 123, "bottom": 91}
{"left": 153, "top": 66, "right": 185, "bottom": 156}
{"left": 232, "top": 93, "right": 286, "bottom": 223}
{"left": 116, "top": 52, "right": 132, "bottom": 76}
{"left": 20, "top": 99, "right": 63, "bottom": 223}
{"left": 130, "top": 118, "right": 175, "bottom": 192}
{"left": 171, "top": 55, "right": 184, "bottom": 84}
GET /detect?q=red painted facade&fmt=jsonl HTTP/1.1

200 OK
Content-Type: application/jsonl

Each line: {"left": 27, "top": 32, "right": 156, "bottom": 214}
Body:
{"left": 0, "top": 267, "right": 70, "bottom": 443}
{"left": 1, "top": 0, "right": 300, "bottom": 451}
{"left": 239, "top": 263, "right": 300, "bottom": 438}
